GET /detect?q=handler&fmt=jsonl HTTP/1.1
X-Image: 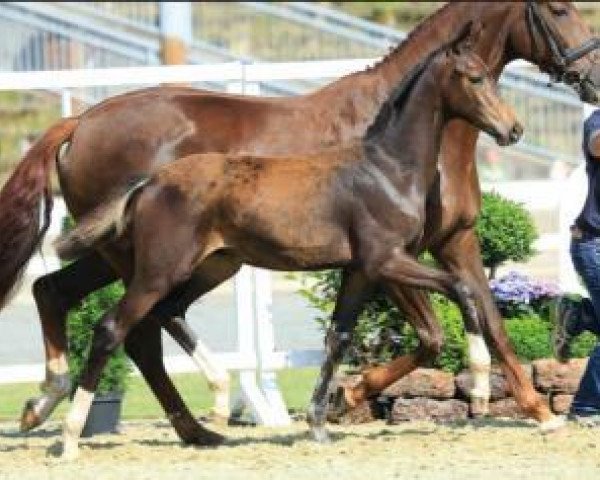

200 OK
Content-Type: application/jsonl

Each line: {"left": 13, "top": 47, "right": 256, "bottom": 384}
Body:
{"left": 554, "top": 108, "right": 600, "bottom": 426}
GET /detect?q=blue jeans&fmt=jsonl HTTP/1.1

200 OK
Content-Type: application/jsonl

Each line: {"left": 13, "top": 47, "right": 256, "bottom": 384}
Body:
{"left": 569, "top": 237, "right": 600, "bottom": 414}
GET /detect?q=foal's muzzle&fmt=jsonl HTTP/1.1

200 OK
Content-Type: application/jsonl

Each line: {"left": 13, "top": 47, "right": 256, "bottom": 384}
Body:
{"left": 508, "top": 122, "right": 524, "bottom": 144}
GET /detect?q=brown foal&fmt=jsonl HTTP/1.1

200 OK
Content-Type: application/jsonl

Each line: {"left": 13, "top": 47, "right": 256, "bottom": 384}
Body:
{"left": 0, "top": 2, "right": 599, "bottom": 440}
{"left": 55, "top": 33, "right": 521, "bottom": 456}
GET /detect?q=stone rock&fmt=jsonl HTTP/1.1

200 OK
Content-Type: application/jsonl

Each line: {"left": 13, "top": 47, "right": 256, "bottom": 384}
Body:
{"left": 332, "top": 399, "right": 379, "bottom": 425}
{"left": 550, "top": 393, "right": 574, "bottom": 414}
{"left": 533, "top": 358, "right": 587, "bottom": 394}
{"left": 454, "top": 365, "right": 533, "bottom": 401}
{"left": 327, "top": 374, "right": 382, "bottom": 425}
{"left": 382, "top": 368, "right": 455, "bottom": 399}
{"left": 455, "top": 369, "right": 508, "bottom": 401}
{"left": 487, "top": 398, "right": 527, "bottom": 419}
{"left": 390, "top": 397, "right": 468, "bottom": 423}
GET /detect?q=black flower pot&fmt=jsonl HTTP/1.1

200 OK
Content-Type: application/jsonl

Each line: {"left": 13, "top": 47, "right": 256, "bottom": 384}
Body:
{"left": 81, "top": 392, "right": 123, "bottom": 438}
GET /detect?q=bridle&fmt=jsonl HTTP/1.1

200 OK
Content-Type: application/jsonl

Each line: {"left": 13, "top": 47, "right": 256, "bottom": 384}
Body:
{"left": 526, "top": 0, "right": 600, "bottom": 82}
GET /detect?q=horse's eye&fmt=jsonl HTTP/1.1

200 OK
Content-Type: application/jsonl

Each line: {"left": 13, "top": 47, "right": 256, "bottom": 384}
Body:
{"left": 469, "top": 76, "right": 484, "bottom": 85}
{"left": 548, "top": 3, "right": 568, "bottom": 16}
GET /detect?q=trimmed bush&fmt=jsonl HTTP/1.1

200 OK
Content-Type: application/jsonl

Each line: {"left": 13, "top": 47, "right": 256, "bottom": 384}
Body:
{"left": 67, "top": 281, "right": 131, "bottom": 395}
{"left": 62, "top": 216, "right": 131, "bottom": 395}
{"left": 504, "top": 314, "right": 553, "bottom": 362}
{"left": 475, "top": 191, "right": 537, "bottom": 279}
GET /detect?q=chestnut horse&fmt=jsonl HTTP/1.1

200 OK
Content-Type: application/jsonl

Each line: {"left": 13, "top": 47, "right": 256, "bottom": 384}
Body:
{"left": 0, "top": 1, "right": 599, "bottom": 440}
{"left": 54, "top": 35, "right": 521, "bottom": 458}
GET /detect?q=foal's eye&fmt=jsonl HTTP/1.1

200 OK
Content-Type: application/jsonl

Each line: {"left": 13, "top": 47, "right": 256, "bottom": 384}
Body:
{"left": 548, "top": 3, "right": 568, "bottom": 16}
{"left": 469, "top": 76, "right": 484, "bottom": 85}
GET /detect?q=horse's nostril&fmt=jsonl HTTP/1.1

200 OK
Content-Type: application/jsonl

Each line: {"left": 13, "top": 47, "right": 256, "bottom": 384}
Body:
{"left": 564, "top": 70, "right": 581, "bottom": 85}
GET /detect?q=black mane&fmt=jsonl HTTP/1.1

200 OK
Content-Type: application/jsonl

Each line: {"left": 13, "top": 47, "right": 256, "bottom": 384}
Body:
{"left": 364, "top": 24, "right": 474, "bottom": 142}
{"left": 364, "top": 56, "right": 432, "bottom": 141}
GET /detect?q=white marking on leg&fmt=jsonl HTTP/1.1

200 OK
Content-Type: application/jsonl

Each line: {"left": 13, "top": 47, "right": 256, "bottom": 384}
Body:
{"left": 26, "top": 355, "right": 71, "bottom": 427}
{"left": 62, "top": 387, "right": 94, "bottom": 460}
{"left": 466, "top": 333, "right": 491, "bottom": 402}
{"left": 48, "top": 354, "right": 69, "bottom": 376}
{"left": 540, "top": 414, "right": 566, "bottom": 432}
{"left": 190, "top": 340, "right": 230, "bottom": 418}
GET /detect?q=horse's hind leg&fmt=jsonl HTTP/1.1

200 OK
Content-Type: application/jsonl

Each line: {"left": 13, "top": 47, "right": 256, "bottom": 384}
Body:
{"left": 124, "top": 315, "right": 225, "bottom": 445}
{"left": 164, "top": 317, "right": 231, "bottom": 420}
{"left": 335, "top": 289, "right": 443, "bottom": 412}
{"left": 62, "top": 274, "right": 219, "bottom": 459}
{"left": 21, "top": 252, "right": 117, "bottom": 432}
{"left": 307, "top": 268, "right": 373, "bottom": 443}
{"left": 155, "top": 254, "right": 242, "bottom": 420}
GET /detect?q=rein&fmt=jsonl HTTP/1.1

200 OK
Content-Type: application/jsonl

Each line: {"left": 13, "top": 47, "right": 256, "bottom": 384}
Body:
{"left": 526, "top": 0, "right": 600, "bottom": 81}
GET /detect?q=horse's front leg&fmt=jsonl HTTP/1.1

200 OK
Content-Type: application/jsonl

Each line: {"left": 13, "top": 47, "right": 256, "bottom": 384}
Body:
{"left": 335, "top": 288, "right": 443, "bottom": 412}
{"left": 307, "top": 268, "right": 373, "bottom": 443}
{"left": 432, "top": 228, "right": 562, "bottom": 429}
{"left": 22, "top": 252, "right": 117, "bottom": 432}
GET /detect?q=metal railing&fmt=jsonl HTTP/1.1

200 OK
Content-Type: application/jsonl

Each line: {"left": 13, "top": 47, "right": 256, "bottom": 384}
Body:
{"left": 0, "top": 2, "right": 589, "bottom": 166}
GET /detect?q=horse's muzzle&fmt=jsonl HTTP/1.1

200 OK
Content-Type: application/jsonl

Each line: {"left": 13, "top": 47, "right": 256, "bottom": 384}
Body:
{"left": 508, "top": 122, "right": 524, "bottom": 144}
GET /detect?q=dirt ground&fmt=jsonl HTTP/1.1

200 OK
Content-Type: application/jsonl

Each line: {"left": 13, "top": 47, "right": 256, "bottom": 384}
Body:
{"left": 0, "top": 418, "right": 599, "bottom": 480}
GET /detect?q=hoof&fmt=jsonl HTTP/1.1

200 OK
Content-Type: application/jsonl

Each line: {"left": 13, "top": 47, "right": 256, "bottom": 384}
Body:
{"left": 326, "top": 386, "right": 350, "bottom": 422}
{"left": 310, "top": 426, "right": 332, "bottom": 444}
{"left": 182, "top": 427, "right": 225, "bottom": 447}
{"left": 205, "top": 410, "right": 230, "bottom": 427}
{"left": 20, "top": 398, "right": 42, "bottom": 432}
{"left": 469, "top": 397, "right": 490, "bottom": 418}
{"left": 58, "top": 440, "right": 80, "bottom": 462}
{"left": 540, "top": 414, "right": 566, "bottom": 433}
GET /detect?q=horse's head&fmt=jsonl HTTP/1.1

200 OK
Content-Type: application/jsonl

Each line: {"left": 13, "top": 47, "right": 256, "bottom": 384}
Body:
{"left": 436, "top": 25, "right": 523, "bottom": 147}
{"left": 508, "top": 1, "right": 600, "bottom": 104}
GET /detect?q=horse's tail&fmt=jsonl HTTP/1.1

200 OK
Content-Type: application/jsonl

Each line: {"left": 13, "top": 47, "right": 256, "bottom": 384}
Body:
{"left": 0, "top": 117, "right": 79, "bottom": 309}
{"left": 55, "top": 179, "right": 149, "bottom": 261}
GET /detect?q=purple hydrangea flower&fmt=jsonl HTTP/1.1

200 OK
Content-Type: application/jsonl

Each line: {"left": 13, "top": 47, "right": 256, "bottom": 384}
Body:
{"left": 489, "top": 271, "right": 560, "bottom": 317}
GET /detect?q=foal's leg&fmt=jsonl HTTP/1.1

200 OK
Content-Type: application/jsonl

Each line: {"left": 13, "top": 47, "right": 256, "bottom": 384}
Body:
{"left": 61, "top": 279, "right": 205, "bottom": 459}
{"left": 432, "top": 229, "right": 559, "bottom": 427}
{"left": 339, "top": 289, "right": 443, "bottom": 409}
{"left": 307, "top": 269, "right": 373, "bottom": 443}
{"left": 124, "top": 315, "right": 225, "bottom": 445}
{"left": 21, "top": 252, "right": 117, "bottom": 431}
{"left": 156, "top": 254, "right": 242, "bottom": 420}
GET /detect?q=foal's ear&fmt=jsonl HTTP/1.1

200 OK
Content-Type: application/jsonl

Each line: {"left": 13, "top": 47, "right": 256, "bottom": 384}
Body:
{"left": 450, "top": 21, "right": 484, "bottom": 55}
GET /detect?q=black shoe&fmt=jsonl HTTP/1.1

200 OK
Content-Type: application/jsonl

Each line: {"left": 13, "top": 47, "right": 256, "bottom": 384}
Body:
{"left": 552, "top": 296, "right": 582, "bottom": 362}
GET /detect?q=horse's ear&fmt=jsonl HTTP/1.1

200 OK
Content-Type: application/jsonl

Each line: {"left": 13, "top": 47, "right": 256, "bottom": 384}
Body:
{"left": 451, "top": 21, "right": 483, "bottom": 55}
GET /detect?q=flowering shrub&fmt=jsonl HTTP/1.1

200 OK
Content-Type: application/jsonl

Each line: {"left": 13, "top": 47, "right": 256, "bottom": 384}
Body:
{"left": 489, "top": 271, "right": 560, "bottom": 318}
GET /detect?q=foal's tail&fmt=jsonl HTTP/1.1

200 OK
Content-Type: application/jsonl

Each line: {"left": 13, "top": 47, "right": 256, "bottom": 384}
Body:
{"left": 0, "top": 117, "right": 79, "bottom": 309}
{"left": 54, "top": 179, "right": 149, "bottom": 261}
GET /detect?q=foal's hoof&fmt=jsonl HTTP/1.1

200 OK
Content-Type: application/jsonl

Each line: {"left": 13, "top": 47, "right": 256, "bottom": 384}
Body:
{"left": 326, "top": 386, "right": 350, "bottom": 423}
{"left": 469, "top": 397, "right": 490, "bottom": 419}
{"left": 183, "top": 427, "right": 226, "bottom": 447}
{"left": 310, "top": 426, "right": 332, "bottom": 444}
{"left": 20, "top": 398, "right": 42, "bottom": 432}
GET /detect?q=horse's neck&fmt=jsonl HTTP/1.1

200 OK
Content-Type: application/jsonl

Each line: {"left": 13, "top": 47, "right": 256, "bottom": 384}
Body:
{"left": 368, "top": 76, "right": 444, "bottom": 193}
{"left": 312, "top": 3, "right": 474, "bottom": 139}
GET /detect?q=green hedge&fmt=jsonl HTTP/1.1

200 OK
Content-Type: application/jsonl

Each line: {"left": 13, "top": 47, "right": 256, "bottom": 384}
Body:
{"left": 62, "top": 216, "right": 131, "bottom": 395}
{"left": 300, "top": 272, "right": 596, "bottom": 374}
{"left": 67, "top": 281, "right": 131, "bottom": 395}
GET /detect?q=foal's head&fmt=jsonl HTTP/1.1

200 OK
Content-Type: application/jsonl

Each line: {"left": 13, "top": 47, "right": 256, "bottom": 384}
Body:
{"left": 435, "top": 26, "right": 523, "bottom": 146}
